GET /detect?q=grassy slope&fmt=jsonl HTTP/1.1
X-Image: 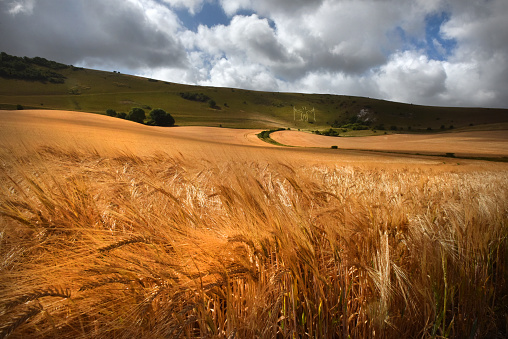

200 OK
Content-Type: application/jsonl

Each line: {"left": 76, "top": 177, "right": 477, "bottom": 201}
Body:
{"left": 1, "top": 63, "right": 508, "bottom": 130}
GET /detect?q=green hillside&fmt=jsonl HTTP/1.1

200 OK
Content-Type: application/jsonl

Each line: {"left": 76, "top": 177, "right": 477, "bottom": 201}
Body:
{"left": 1, "top": 52, "right": 507, "bottom": 131}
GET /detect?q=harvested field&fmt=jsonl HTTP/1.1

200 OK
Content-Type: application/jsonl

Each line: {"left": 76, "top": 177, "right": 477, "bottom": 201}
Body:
{"left": 271, "top": 129, "right": 508, "bottom": 158}
{"left": 0, "top": 109, "right": 268, "bottom": 152}
{"left": 1, "top": 110, "right": 508, "bottom": 338}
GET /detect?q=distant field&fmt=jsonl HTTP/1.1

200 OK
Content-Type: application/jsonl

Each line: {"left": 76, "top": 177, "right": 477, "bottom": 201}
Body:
{"left": 0, "top": 109, "right": 269, "bottom": 155}
{"left": 271, "top": 128, "right": 508, "bottom": 158}
{"left": 2, "top": 109, "right": 507, "bottom": 164}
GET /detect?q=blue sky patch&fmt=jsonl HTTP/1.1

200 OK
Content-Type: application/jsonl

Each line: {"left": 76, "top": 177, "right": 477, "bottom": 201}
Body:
{"left": 174, "top": 1, "right": 275, "bottom": 32}
{"left": 175, "top": 2, "right": 229, "bottom": 31}
{"left": 392, "top": 12, "right": 457, "bottom": 61}
{"left": 424, "top": 12, "right": 456, "bottom": 60}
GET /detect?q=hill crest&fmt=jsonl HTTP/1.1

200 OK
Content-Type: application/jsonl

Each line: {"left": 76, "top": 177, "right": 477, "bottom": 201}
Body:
{"left": 1, "top": 51, "right": 507, "bottom": 131}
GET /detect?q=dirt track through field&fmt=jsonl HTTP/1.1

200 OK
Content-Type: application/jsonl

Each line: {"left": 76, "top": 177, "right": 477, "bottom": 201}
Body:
{"left": 1, "top": 110, "right": 507, "bottom": 169}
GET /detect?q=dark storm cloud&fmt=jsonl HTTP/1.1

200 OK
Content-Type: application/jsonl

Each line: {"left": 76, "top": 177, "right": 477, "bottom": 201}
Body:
{"left": 0, "top": 0, "right": 188, "bottom": 69}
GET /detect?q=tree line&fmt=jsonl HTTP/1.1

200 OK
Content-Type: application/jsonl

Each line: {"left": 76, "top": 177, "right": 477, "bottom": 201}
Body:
{"left": 106, "top": 107, "right": 175, "bottom": 127}
{"left": 180, "top": 92, "right": 220, "bottom": 109}
{"left": 0, "top": 52, "right": 67, "bottom": 83}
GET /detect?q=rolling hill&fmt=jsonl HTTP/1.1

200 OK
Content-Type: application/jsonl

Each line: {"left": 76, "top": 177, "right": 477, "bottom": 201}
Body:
{"left": 1, "top": 52, "right": 507, "bottom": 131}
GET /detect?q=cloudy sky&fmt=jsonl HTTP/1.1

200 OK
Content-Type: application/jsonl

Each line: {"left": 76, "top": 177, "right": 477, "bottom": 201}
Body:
{"left": 1, "top": 0, "right": 508, "bottom": 108}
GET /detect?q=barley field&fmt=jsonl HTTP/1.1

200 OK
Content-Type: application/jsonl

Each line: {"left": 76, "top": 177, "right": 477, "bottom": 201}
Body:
{"left": 0, "top": 111, "right": 507, "bottom": 338}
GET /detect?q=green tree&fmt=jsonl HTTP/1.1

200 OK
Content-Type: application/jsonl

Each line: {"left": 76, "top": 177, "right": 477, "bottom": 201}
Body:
{"left": 106, "top": 109, "right": 117, "bottom": 117}
{"left": 148, "top": 108, "right": 175, "bottom": 127}
{"left": 127, "top": 107, "right": 145, "bottom": 124}
{"left": 208, "top": 100, "right": 216, "bottom": 109}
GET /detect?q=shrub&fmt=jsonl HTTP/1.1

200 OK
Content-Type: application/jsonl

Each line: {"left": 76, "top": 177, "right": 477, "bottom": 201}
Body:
{"left": 148, "top": 108, "right": 175, "bottom": 127}
{"left": 179, "top": 92, "right": 210, "bottom": 102}
{"left": 117, "top": 112, "right": 127, "bottom": 119}
{"left": 16, "top": 104, "right": 23, "bottom": 110}
{"left": 331, "top": 145, "right": 338, "bottom": 149}
{"left": 127, "top": 108, "right": 145, "bottom": 124}
{"left": 341, "top": 123, "right": 369, "bottom": 130}
{"left": 209, "top": 100, "right": 217, "bottom": 109}
{"left": 106, "top": 109, "right": 117, "bottom": 117}
{"left": 315, "top": 128, "right": 340, "bottom": 137}
{"left": 326, "top": 128, "right": 339, "bottom": 136}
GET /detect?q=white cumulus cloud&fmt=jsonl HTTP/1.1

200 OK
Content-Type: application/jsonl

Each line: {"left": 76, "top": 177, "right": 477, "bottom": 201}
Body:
{"left": 376, "top": 51, "right": 448, "bottom": 104}
{"left": 1, "top": 0, "right": 507, "bottom": 107}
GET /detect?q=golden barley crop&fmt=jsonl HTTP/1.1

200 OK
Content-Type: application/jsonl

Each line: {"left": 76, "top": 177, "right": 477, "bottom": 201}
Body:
{"left": 0, "top": 144, "right": 507, "bottom": 338}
